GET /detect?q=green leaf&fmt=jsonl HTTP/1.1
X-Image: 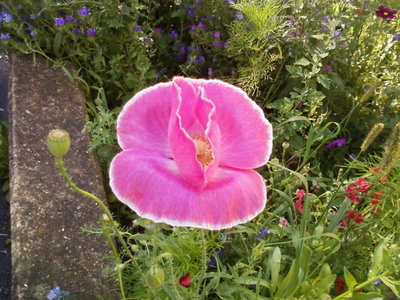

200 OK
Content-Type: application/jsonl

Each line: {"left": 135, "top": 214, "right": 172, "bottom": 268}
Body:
{"left": 317, "top": 75, "right": 331, "bottom": 89}
{"left": 53, "top": 31, "right": 63, "bottom": 57}
{"left": 135, "top": 54, "right": 151, "bottom": 72}
{"left": 311, "top": 34, "right": 326, "bottom": 40}
{"left": 281, "top": 116, "right": 311, "bottom": 125}
{"left": 286, "top": 65, "right": 303, "bottom": 78}
{"left": 343, "top": 267, "right": 357, "bottom": 291}
{"left": 270, "top": 247, "right": 281, "bottom": 293}
{"left": 381, "top": 277, "right": 400, "bottom": 297}
{"left": 294, "top": 57, "right": 311, "bottom": 66}
{"left": 349, "top": 292, "right": 383, "bottom": 300}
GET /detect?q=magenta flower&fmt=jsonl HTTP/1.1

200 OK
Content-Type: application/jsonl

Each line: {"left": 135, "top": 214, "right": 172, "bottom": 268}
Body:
{"left": 375, "top": 6, "right": 397, "bottom": 19}
{"left": 110, "top": 77, "right": 273, "bottom": 230}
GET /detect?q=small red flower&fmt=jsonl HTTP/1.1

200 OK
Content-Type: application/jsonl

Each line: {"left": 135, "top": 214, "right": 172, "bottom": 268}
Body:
{"left": 357, "top": 9, "right": 363, "bottom": 15}
{"left": 339, "top": 220, "right": 348, "bottom": 227}
{"left": 179, "top": 273, "right": 191, "bottom": 287}
{"left": 370, "top": 200, "right": 380, "bottom": 205}
{"left": 335, "top": 278, "right": 346, "bottom": 294}
{"left": 346, "top": 211, "right": 364, "bottom": 223}
{"left": 345, "top": 184, "right": 360, "bottom": 202}
{"left": 355, "top": 178, "right": 371, "bottom": 192}
{"left": 369, "top": 165, "right": 381, "bottom": 174}
{"left": 354, "top": 214, "right": 364, "bottom": 223}
{"left": 372, "top": 190, "right": 384, "bottom": 200}
{"left": 379, "top": 176, "right": 388, "bottom": 183}
{"left": 295, "top": 189, "right": 305, "bottom": 214}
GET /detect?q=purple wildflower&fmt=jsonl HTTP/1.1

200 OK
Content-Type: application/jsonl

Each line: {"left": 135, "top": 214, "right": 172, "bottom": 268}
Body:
{"left": 72, "top": 28, "right": 83, "bottom": 35}
{"left": 235, "top": 12, "right": 244, "bottom": 20}
{"left": 209, "top": 250, "right": 222, "bottom": 266}
{"left": 323, "top": 65, "right": 333, "bottom": 72}
{"left": 30, "top": 14, "right": 36, "bottom": 20}
{"left": 332, "top": 30, "right": 341, "bottom": 37}
{"left": 30, "top": 31, "right": 37, "bottom": 37}
{"left": 0, "top": 33, "right": 10, "bottom": 39}
{"left": 133, "top": 26, "right": 142, "bottom": 32}
{"left": 153, "top": 28, "right": 164, "bottom": 34}
{"left": 197, "top": 23, "right": 206, "bottom": 30}
{"left": 393, "top": 33, "right": 400, "bottom": 40}
{"left": 73, "top": 19, "right": 83, "bottom": 25}
{"left": 0, "top": 11, "right": 12, "bottom": 23}
{"left": 143, "top": 37, "right": 153, "bottom": 43}
{"left": 86, "top": 28, "right": 96, "bottom": 35}
{"left": 208, "top": 67, "right": 213, "bottom": 77}
{"left": 78, "top": 7, "right": 91, "bottom": 17}
{"left": 375, "top": 6, "right": 397, "bottom": 19}
{"left": 214, "top": 31, "right": 221, "bottom": 38}
{"left": 65, "top": 15, "right": 74, "bottom": 22}
{"left": 193, "top": 56, "right": 205, "bottom": 64}
{"left": 169, "top": 30, "right": 178, "bottom": 39}
{"left": 54, "top": 17, "right": 65, "bottom": 26}
{"left": 256, "top": 227, "right": 270, "bottom": 239}
{"left": 325, "top": 138, "right": 346, "bottom": 149}
{"left": 47, "top": 286, "right": 70, "bottom": 300}
{"left": 213, "top": 41, "right": 222, "bottom": 47}
{"left": 321, "top": 15, "right": 332, "bottom": 22}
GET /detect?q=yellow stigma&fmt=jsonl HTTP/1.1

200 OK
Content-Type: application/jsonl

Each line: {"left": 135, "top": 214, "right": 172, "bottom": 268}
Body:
{"left": 192, "top": 134, "right": 214, "bottom": 168}
{"left": 383, "top": 12, "right": 389, "bottom": 15}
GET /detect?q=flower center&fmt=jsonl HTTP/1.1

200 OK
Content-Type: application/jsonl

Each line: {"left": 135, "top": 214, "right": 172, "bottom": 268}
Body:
{"left": 192, "top": 134, "right": 214, "bottom": 168}
{"left": 383, "top": 12, "right": 389, "bottom": 15}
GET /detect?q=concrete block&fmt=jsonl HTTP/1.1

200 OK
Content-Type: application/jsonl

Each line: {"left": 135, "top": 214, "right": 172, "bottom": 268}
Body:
{"left": 8, "top": 53, "right": 117, "bottom": 299}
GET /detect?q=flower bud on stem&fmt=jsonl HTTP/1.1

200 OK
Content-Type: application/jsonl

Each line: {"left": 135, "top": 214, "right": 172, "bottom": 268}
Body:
{"left": 47, "top": 130, "right": 141, "bottom": 300}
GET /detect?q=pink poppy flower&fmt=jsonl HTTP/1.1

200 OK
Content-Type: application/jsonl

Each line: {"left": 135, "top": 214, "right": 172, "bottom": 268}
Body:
{"left": 109, "top": 77, "right": 273, "bottom": 230}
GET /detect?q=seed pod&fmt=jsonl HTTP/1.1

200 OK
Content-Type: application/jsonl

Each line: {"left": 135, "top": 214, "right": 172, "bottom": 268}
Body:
{"left": 145, "top": 265, "right": 165, "bottom": 289}
{"left": 380, "top": 122, "right": 400, "bottom": 173}
{"left": 360, "top": 123, "right": 384, "bottom": 152}
{"left": 46, "top": 129, "right": 71, "bottom": 158}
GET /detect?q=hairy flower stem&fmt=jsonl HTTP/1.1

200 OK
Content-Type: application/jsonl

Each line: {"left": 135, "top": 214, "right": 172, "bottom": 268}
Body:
{"left": 195, "top": 230, "right": 208, "bottom": 299}
{"left": 55, "top": 158, "right": 139, "bottom": 268}
{"left": 104, "top": 230, "right": 126, "bottom": 300}
{"left": 332, "top": 271, "right": 389, "bottom": 300}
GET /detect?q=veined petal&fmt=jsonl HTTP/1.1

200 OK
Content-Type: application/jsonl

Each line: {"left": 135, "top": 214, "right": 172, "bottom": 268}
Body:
{"left": 182, "top": 78, "right": 273, "bottom": 169}
{"left": 109, "top": 149, "right": 267, "bottom": 230}
{"left": 167, "top": 78, "right": 221, "bottom": 187}
{"left": 116, "top": 81, "right": 174, "bottom": 156}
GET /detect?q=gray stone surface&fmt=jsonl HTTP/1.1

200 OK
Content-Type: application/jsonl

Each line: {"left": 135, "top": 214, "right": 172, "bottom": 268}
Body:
{"left": 8, "top": 53, "right": 117, "bottom": 299}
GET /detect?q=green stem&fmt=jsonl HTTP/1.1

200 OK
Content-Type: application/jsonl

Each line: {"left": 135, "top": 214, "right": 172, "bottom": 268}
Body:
{"left": 195, "top": 230, "right": 208, "bottom": 300}
{"left": 332, "top": 272, "right": 390, "bottom": 300}
{"left": 55, "top": 158, "right": 138, "bottom": 266}
{"left": 168, "top": 257, "right": 183, "bottom": 300}
{"left": 104, "top": 230, "right": 126, "bottom": 300}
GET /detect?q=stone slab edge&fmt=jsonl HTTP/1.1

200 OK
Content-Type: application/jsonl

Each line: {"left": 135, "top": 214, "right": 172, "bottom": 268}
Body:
{"left": 8, "top": 53, "right": 117, "bottom": 299}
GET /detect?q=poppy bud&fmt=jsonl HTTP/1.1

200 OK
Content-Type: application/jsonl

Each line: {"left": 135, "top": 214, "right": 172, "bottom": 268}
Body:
{"left": 179, "top": 273, "right": 191, "bottom": 287}
{"left": 145, "top": 265, "right": 165, "bottom": 289}
{"left": 46, "top": 129, "right": 71, "bottom": 158}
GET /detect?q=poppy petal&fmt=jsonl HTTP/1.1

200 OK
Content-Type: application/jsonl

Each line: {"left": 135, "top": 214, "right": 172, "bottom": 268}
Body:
{"left": 116, "top": 82, "right": 174, "bottom": 156}
{"left": 183, "top": 78, "right": 273, "bottom": 169}
{"left": 109, "top": 149, "right": 266, "bottom": 230}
